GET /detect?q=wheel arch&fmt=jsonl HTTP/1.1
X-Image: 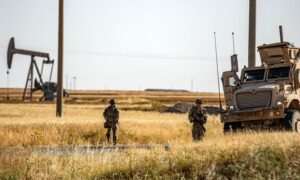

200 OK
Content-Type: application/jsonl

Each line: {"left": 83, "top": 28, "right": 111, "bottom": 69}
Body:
{"left": 287, "top": 99, "right": 300, "bottom": 111}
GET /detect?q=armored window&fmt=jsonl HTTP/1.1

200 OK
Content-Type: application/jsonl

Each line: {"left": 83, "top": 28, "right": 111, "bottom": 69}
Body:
{"left": 243, "top": 69, "right": 265, "bottom": 82}
{"left": 268, "top": 66, "right": 290, "bottom": 79}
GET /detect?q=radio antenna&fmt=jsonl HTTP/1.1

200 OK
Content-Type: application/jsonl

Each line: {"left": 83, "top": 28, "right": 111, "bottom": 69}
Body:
{"left": 232, "top": 32, "right": 236, "bottom": 54}
{"left": 214, "top": 32, "right": 222, "bottom": 110}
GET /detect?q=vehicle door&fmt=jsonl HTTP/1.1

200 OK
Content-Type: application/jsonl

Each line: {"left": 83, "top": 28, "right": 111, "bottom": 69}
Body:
{"left": 221, "top": 71, "right": 239, "bottom": 106}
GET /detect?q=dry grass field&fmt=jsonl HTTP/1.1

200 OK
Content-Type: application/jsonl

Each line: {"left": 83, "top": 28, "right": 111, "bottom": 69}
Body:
{"left": 0, "top": 91, "right": 299, "bottom": 179}
{"left": 0, "top": 88, "right": 222, "bottom": 106}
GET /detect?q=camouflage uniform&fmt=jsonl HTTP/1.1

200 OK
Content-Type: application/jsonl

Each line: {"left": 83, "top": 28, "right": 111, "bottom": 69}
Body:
{"left": 188, "top": 99, "right": 207, "bottom": 141}
{"left": 103, "top": 100, "right": 119, "bottom": 145}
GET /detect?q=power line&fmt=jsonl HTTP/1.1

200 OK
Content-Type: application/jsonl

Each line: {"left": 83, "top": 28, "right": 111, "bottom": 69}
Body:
{"left": 64, "top": 50, "right": 248, "bottom": 62}
{"left": 0, "top": 45, "right": 247, "bottom": 63}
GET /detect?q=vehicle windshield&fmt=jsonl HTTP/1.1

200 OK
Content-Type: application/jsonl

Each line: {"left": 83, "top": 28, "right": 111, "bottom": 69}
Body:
{"left": 268, "top": 66, "right": 290, "bottom": 79}
{"left": 243, "top": 69, "right": 265, "bottom": 82}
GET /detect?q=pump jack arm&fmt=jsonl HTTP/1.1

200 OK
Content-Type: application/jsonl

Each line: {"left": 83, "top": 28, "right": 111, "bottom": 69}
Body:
{"left": 7, "top": 37, "right": 50, "bottom": 69}
{"left": 7, "top": 37, "right": 53, "bottom": 101}
{"left": 10, "top": 49, "right": 49, "bottom": 60}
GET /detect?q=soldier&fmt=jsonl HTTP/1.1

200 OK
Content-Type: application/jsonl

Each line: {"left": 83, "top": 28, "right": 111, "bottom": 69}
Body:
{"left": 103, "top": 99, "right": 119, "bottom": 145}
{"left": 188, "top": 99, "right": 207, "bottom": 141}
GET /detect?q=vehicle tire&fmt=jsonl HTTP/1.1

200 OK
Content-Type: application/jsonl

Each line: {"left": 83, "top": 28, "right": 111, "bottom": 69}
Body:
{"left": 223, "top": 123, "right": 230, "bottom": 133}
{"left": 224, "top": 122, "right": 242, "bottom": 133}
{"left": 283, "top": 110, "right": 300, "bottom": 132}
{"left": 231, "top": 122, "right": 242, "bottom": 132}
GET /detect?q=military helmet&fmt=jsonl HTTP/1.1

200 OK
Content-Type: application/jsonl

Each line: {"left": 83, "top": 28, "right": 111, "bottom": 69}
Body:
{"left": 109, "top": 99, "right": 115, "bottom": 105}
{"left": 195, "top": 99, "right": 203, "bottom": 105}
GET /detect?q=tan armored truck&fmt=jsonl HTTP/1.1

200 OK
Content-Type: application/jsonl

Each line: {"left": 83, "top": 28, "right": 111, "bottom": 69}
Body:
{"left": 221, "top": 29, "right": 300, "bottom": 132}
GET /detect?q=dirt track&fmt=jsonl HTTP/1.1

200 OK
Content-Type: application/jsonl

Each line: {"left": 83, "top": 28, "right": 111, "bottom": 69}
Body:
{"left": 6, "top": 144, "right": 170, "bottom": 154}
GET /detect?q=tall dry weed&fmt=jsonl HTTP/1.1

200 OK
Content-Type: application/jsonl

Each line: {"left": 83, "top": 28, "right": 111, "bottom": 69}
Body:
{"left": 0, "top": 103, "right": 299, "bottom": 179}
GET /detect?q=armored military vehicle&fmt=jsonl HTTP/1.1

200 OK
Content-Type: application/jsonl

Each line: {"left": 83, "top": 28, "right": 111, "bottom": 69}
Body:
{"left": 220, "top": 0, "right": 300, "bottom": 132}
{"left": 221, "top": 27, "right": 300, "bottom": 132}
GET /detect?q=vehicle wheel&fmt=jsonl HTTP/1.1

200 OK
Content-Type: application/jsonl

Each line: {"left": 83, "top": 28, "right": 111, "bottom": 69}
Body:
{"left": 231, "top": 122, "right": 242, "bottom": 132}
{"left": 224, "top": 122, "right": 241, "bottom": 133}
{"left": 283, "top": 110, "right": 300, "bottom": 132}
{"left": 224, "top": 123, "right": 230, "bottom": 133}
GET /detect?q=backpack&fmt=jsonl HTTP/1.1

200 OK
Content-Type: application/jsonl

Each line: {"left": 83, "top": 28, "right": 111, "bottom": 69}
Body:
{"left": 105, "top": 106, "right": 118, "bottom": 122}
{"left": 192, "top": 107, "right": 206, "bottom": 125}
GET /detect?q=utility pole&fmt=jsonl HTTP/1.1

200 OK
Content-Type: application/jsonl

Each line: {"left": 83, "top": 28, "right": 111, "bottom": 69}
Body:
{"left": 65, "top": 74, "right": 68, "bottom": 90}
{"left": 73, "top": 76, "right": 77, "bottom": 90}
{"left": 56, "top": 0, "right": 64, "bottom": 117}
{"left": 248, "top": 0, "right": 256, "bottom": 68}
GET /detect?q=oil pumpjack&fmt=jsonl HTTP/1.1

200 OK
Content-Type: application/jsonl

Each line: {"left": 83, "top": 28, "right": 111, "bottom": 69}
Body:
{"left": 7, "top": 37, "right": 68, "bottom": 101}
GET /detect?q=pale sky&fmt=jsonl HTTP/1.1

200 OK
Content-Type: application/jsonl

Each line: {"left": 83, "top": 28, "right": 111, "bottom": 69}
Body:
{"left": 0, "top": 0, "right": 300, "bottom": 92}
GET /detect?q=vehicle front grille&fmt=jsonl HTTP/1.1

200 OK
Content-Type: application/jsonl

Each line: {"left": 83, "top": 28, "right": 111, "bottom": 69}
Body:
{"left": 236, "top": 91, "right": 272, "bottom": 110}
